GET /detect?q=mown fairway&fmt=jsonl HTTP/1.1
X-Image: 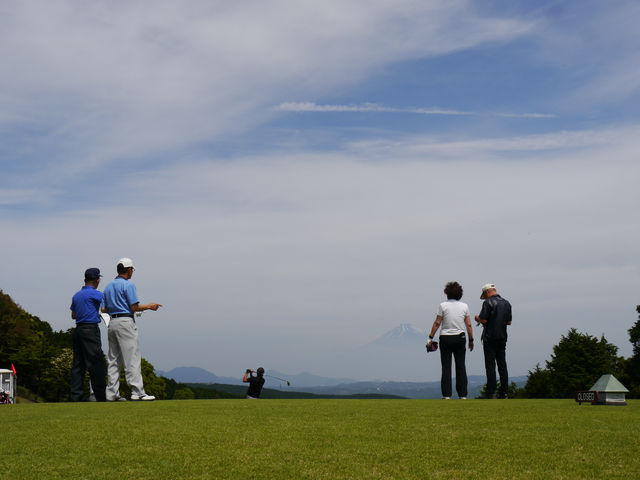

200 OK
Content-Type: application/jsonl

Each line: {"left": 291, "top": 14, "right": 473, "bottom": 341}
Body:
{"left": 1, "top": 399, "right": 638, "bottom": 479}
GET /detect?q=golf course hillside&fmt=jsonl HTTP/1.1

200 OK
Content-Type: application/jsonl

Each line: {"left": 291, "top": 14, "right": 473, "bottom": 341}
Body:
{"left": 1, "top": 399, "right": 638, "bottom": 479}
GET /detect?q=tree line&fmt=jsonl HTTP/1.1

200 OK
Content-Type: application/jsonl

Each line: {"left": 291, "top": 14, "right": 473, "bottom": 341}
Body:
{"left": 2, "top": 288, "right": 639, "bottom": 400}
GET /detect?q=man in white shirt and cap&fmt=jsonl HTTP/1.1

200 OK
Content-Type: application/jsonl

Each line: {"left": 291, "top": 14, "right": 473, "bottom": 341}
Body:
{"left": 102, "top": 258, "right": 162, "bottom": 401}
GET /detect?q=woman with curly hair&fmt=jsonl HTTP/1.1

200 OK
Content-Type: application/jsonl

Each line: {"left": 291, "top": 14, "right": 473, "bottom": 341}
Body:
{"left": 427, "top": 281, "right": 474, "bottom": 399}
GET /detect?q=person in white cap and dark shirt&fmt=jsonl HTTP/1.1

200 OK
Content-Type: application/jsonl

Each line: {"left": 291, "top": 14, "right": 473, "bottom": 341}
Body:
{"left": 475, "top": 283, "right": 512, "bottom": 399}
{"left": 102, "top": 258, "right": 162, "bottom": 401}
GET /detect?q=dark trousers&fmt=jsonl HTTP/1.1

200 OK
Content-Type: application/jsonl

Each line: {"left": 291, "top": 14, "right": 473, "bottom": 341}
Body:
{"left": 71, "top": 324, "right": 107, "bottom": 402}
{"left": 483, "top": 339, "right": 508, "bottom": 396}
{"left": 439, "top": 334, "right": 467, "bottom": 398}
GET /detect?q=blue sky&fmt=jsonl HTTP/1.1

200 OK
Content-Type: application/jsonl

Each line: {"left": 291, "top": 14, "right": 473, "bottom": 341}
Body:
{"left": 1, "top": 1, "right": 639, "bottom": 381}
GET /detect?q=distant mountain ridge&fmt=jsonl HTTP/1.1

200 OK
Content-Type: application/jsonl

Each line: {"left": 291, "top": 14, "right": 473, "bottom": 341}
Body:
{"left": 158, "top": 365, "right": 528, "bottom": 399}
{"left": 289, "top": 375, "right": 528, "bottom": 399}
{"left": 157, "top": 366, "right": 355, "bottom": 388}
{"left": 157, "top": 366, "right": 243, "bottom": 385}
{"left": 267, "top": 370, "right": 355, "bottom": 387}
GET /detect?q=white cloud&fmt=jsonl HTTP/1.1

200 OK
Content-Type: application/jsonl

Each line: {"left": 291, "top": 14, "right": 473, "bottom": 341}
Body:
{"left": 276, "top": 102, "right": 474, "bottom": 115}
{"left": 345, "top": 128, "right": 624, "bottom": 162}
{"left": 492, "top": 112, "right": 556, "bottom": 119}
{"left": 276, "top": 101, "right": 554, "bottom": 118}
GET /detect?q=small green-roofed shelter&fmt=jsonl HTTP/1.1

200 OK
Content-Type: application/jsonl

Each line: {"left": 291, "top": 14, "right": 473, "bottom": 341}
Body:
{"left": 590, "top": 374, "right": 628, "bottom": 406}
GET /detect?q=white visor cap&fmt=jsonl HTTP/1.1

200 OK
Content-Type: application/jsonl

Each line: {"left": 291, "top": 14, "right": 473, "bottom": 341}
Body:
{"left": 118, "top": 257, "right": 134, "bottom": 269}
{"left": 480, "top": 283, "right": 496, "bottom": 299}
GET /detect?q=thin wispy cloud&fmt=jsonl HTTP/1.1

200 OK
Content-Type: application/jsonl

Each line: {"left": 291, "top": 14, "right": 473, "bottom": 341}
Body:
{"left": 276, "top": 102, "right": 554, "bottom": 119}
{"left": 276, "top": 102, "right": 473, "bottom": 116}
{"left": 346, "top": 128, "right": 623, "bottom": 160}
{"left": 493, "top": 112, "right": 556, "bottom": 119}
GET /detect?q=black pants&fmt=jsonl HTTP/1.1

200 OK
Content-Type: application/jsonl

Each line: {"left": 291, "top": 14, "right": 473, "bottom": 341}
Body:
{"left": 483, "top": 339, "right": 508, "bottom": 396}
{"left": 71, "top": 324, "right": 107, "bottom": 402}
{"left": 439, "top": 334, "right": 467, "bottom": 398}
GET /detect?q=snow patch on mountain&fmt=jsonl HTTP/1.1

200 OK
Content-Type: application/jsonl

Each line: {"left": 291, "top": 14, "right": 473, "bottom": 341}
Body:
{"left": 365, "top": 323, "right": 427, "bottom": 348}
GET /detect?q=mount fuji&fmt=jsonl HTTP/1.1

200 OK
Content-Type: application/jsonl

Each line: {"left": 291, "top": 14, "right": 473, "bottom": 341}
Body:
{"left": 365, "top": 323, "right": 427, "bottom": 348}
{"left": 328, "top": 323, "right": 433, "bottom": 380}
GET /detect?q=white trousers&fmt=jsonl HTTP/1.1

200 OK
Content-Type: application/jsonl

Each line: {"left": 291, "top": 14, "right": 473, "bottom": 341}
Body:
{"left": 106, "top": 317, "right": 146, "bottom": 399}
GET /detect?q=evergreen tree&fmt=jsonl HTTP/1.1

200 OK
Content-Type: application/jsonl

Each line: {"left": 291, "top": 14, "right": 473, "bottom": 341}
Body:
{"left": 621, "top": 306, "right": 640, "bottom": 397}
{"left": 141, "top": 358, "right": 167, "bottom": 399}
{"left": 162, "top": 376, "right": 180, "bottom": 399}
{"left": 0, "top": 290, "right": 72, "bottom": 400}
{"left": 523, "top": 364, "right": 552, "bottom": 398}
{"left": 523, "top": 328, "right": 622, "bottom": 398}
{"left": 173, "top": 386, "right": 195, "bottom": 399}
{"left": 40, "top": 348, "right": 73, "bottom": 402}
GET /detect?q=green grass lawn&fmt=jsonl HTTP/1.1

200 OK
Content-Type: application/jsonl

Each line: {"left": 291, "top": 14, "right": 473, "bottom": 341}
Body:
{"left": 1, "top": 399, "right": 638, "bottom": 479}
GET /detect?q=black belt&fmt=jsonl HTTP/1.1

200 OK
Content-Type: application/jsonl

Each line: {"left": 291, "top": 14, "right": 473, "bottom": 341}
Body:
{"left": 111, "top": 313, "right": 133, "bottom": 318}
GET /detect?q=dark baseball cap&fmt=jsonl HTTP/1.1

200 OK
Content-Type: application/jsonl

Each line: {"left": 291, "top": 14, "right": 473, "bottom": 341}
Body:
{"left": 84, "top": 268, "right": 102, "bottom": 281}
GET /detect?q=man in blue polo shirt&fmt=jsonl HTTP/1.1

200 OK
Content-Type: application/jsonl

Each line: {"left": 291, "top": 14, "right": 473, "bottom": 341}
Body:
{"left": 70, "top": 267, "right": 107, "bottom": 402}
{"left": 102, "top": 258, "right": 162, "bottom": 401}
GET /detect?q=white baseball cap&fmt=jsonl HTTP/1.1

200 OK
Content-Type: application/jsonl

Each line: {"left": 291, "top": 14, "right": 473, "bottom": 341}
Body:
{"left": 117, "top": 257, "right": 135, "bottom": 269}
{"left": 480, "top": 283, "right": 496, "bottom": 299}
